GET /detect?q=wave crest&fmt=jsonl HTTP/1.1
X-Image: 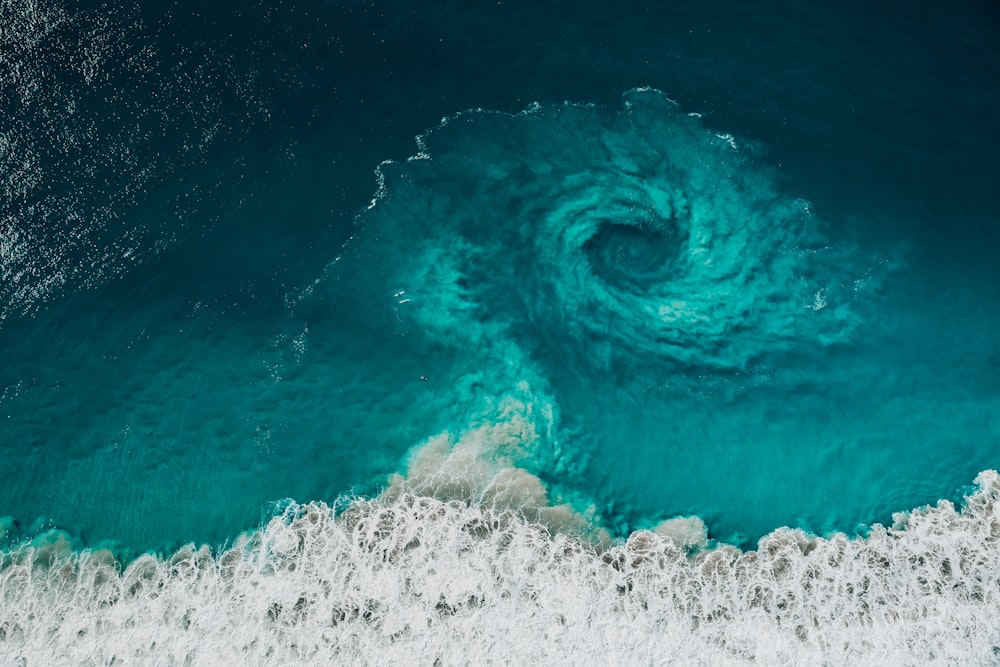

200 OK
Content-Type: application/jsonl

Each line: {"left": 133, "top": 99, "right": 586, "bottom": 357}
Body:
{"left": 2, "top": 471, "right": 998, "bottom": 664}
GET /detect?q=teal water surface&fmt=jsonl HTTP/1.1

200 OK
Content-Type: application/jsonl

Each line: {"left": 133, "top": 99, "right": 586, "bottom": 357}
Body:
{"left": 1, "top": 0, "right": 998, "bottom": 555}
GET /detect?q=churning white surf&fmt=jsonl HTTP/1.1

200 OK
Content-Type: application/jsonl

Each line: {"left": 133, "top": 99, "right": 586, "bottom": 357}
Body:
{"left": 1, "top": 469, "right": 999, "bottom": 665}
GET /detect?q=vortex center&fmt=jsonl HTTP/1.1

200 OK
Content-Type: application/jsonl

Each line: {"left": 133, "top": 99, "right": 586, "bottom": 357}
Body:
{"left": 584, "top": 219, "right": 680, "bottom": 288}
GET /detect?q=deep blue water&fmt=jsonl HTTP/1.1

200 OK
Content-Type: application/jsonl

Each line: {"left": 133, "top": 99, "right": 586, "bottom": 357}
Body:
{"left": 1, "top": 0, "right": 999, "bottom": 555}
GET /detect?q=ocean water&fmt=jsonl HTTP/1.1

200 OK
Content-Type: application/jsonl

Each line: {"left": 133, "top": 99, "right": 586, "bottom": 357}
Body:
{"left": 2, "top": 0, "right": 1000, "bottom": 663}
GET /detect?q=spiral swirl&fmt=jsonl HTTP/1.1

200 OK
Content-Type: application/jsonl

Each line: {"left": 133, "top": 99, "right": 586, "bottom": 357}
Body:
{"left": 341, "top": 89, "right": 864, "bottom": 376}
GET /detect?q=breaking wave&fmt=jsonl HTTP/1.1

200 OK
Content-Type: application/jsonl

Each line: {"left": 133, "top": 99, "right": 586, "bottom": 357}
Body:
{"left": 3, "top": 42, "right": 992, "bottom": 661}
{"left": 1, "top": 471, "right": 999, "bottom": 665}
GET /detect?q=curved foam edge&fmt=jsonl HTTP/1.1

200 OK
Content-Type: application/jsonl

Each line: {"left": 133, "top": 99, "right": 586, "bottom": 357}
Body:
{"left": 1, "top": 470, "right": 998, "bottom": 664}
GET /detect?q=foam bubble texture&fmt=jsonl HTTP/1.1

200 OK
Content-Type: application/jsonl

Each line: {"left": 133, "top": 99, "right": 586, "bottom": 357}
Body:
{"left": 2, "top": 471, "right": 998, "bottom": 665}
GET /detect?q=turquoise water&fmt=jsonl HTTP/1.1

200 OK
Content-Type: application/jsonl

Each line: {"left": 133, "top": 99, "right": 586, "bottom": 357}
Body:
{"left": 3, "top": 1, "right": 1000, "bottom": 662}
{"left": 1, "top": 0, "right": 998, "bottom": 557}
{"left": 3, "top": 84, "right": 998, "bottom": 554}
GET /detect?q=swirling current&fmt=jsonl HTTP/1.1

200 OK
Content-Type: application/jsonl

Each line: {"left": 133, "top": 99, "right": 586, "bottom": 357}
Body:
{"left": 2, "top": 2, "right": 1000, "bottom": 663}
{"left": 349, "top": 93, "right": 862, "bottom": 373}
{"left": 287, "top": 89, "right": 892, "bottom": 542}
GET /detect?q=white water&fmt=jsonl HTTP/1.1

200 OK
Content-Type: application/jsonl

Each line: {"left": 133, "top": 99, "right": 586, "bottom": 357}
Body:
{"left": 2, "top": 469, "right": 998, "bottom": 665}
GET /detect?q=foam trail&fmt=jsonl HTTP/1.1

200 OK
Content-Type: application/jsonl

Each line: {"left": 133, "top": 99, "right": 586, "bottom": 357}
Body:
{"left": 381, "top": 390, "right": 609, "bottom": 541}
{"left": 1, "top": 471, "right": 998, "bottom": 665}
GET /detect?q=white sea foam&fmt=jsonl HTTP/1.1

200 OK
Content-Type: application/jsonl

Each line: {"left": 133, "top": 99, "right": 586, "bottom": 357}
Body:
{"left": 2, "top": 400, "right": 998, "bottom": 664}
{"left": 1, "top": 469, "right": 998, "bottom": 665}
